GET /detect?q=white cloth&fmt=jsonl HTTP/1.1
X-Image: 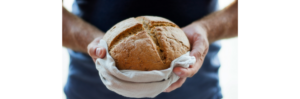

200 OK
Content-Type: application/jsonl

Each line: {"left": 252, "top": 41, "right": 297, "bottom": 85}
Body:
{"left": 95, "top": 40, "right": 196, "bottom": 98}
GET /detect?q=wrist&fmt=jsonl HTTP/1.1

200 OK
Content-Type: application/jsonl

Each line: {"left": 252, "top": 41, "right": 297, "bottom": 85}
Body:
{"left": 191, "top": 22, "right": 208, "bottom": 37}
{"left": 92, "top": 31, "right": 104, "bottom": 40}
{"left": 187, "top": 22, "right": 209, "bottom": 41}
{"left": 196, "top": 21, "right": 216, "bottom": 44}
{"left": 182, "top": 23, "right": 209, "bottom": 49}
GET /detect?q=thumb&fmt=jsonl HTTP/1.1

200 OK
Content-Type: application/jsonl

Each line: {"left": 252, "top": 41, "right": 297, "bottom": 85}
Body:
{"left": 173, "top": 66, "right": 199, "bottom": 78}
{"left": 88, "top": 45, "right": 106, "bottom": 59}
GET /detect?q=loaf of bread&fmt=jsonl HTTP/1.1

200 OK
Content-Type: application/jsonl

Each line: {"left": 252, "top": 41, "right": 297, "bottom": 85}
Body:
{"left": 103, "top": 16, "right": 190, "bottom": 71}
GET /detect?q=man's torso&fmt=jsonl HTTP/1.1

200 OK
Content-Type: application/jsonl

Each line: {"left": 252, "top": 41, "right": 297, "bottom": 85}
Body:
{"left": 64, "top": 0, "right": 222, "bottom": 99}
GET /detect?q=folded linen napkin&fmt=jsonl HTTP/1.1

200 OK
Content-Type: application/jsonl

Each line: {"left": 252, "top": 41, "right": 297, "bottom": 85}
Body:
{"left": 95, "top": 40, "right": 196, "bottom": 98}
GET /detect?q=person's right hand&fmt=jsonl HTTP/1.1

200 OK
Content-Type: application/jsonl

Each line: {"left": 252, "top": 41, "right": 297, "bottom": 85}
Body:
{"left": 87, "top": 37, "right": 106, "bottom": 62}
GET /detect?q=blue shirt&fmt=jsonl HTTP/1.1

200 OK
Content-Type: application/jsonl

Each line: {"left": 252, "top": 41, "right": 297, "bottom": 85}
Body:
{"left": 64, "top": 0, "right": 222, "bottom": 99}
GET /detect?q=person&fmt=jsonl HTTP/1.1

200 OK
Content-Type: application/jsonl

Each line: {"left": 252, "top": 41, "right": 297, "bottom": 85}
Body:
{"left": 63, "top": 0, "right": 237, "bottom": 99}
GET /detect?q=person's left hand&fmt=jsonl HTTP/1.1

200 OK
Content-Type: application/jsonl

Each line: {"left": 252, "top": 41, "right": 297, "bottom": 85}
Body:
{"left": 164, "top": 23, "right": 209, "bottom": 92}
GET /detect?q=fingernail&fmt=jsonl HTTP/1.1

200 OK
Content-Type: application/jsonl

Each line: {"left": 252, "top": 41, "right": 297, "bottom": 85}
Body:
{"left": 96, "top": 48, "right": 101, "bottom": 57}
{"left": 175, "top": 71, "right": 181, "bottom": 76}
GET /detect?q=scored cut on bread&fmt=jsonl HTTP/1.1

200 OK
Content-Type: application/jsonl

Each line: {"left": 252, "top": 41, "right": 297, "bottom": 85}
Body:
{"left": 103, "top": 16, "right": 190, "bottom": 71}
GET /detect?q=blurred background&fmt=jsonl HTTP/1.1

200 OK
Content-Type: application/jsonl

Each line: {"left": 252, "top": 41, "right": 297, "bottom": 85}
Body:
{"left": 62, "top": 0, "right": 237, "bottom": 99}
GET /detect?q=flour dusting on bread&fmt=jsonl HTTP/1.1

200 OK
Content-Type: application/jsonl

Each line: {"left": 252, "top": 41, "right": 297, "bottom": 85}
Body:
{"left": 103, "top": 16, "right": 190, "bottom": 71}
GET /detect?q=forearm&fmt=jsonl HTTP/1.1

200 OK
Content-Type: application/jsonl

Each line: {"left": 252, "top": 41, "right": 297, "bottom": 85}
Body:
{"left": 193, "top": 0, "right": 238, "bottom": 43}
{"left": 63, "top": 7, "right": 104, "bottom": 53}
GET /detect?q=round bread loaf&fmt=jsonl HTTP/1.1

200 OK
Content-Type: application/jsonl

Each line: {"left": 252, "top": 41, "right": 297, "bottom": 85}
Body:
{"left": 103, "top": 16, "right": 190, "bottom": 71}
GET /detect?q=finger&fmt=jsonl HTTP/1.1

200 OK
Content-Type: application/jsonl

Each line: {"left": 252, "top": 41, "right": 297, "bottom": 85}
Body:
{"left": 91, "top": 46, "right": 106, "bottom": 59}
{"left": 173, "top": 37, "right": 207, "bottom": 78}
{"left": 173, "top": 65, "right": 200, "bottom": 78}
{"left": 88, "top": 44, "right": 106, "bottom": 59}
{"left": 190, "top": 38, "right": 208, "bottom": 62}
{"left": 172, "top": 40, "right": 207, "bottom": 78}
{"left": 164, "top": 78, "right": 186, "bottom": 93}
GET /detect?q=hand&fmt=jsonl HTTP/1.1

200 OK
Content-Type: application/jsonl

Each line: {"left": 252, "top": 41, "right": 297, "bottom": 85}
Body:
{"left": 88, "top": 24, "right": 209, "bottom": 93}
{"left": 164, "top": 23, "right": 209, "bottom": 92}
{"left": 87, "top": 37, "right": 107, "bottom": 62}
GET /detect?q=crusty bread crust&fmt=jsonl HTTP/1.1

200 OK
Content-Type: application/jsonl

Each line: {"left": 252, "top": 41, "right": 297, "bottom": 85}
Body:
{"left": 103, "top": 18, "right": 144, "bottom": 50}
{"left": 103, "top": 16, "right": 190, "bottom": 71}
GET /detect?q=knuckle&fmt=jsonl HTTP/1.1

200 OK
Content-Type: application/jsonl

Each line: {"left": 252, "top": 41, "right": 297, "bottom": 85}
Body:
{"left": 88, "top": 46, "right": 98, "bottom": 57}
{"left": 87, "top": 46, "right": 93, "bottom": 55}
{"left": 87, "top": 44, "right": 94, "bottom": 53}
{"left": 193, "top": 47, "right": 208, "bottom": 62}
{"left": 193, "top": 50, "right": 202, "bottom": 59}
{"left": 202, "top": 47, "right": 208, "bottom": 58}
{"left": 189, "top": 72, "right": 196, "bottom": 77}
{"left": 178, "top": 83, "right": 183, "bottom": 88}
{"left": 189, "top": 69, "right": 197, "bottom": 77}
{"left": 193, "top": 31, "right": 201, "bottom": 37}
